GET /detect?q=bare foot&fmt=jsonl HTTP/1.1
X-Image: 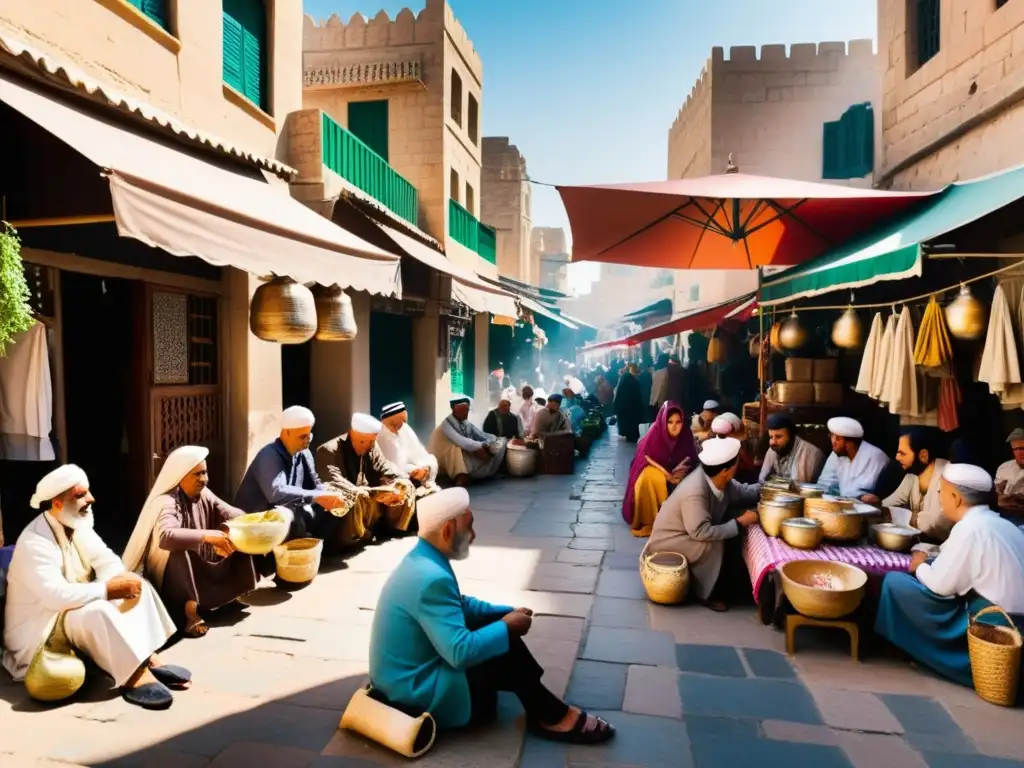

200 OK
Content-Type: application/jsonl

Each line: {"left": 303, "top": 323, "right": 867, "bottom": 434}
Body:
{"left": 125, "top": 664, "right": 160, "bottom": 690}
{"left": 184, "top": 600, "right": 208, "bottom": 638}
{"left": 148, "top": 654, "right": 191, "bottom": 689}
{"left": 540, "top": 706, "right": 606, "bottom": 734}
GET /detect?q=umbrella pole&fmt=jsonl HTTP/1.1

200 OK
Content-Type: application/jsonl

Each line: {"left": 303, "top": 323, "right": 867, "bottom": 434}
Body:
{"left": 757, "top": 267, "right": 766, "bottom": 432}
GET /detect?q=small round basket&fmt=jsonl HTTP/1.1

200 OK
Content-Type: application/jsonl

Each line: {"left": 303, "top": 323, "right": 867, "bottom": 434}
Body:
{"left": 968, "top": 606, "right": 1022, "bottom": 707}
{"left": 639, "top": 544, "right": 689, "bottom": 605}
{"left": 273, "top": 538, "right": 324, "bottom": 584}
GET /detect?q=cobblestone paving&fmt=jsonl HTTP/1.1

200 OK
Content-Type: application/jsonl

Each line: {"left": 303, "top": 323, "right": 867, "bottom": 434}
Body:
{"left": 2, "top": 432, "right": 1023, "bottom": 767}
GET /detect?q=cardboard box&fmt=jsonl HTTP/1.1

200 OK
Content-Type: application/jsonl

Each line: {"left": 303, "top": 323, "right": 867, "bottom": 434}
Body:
{"left": 813, "top": 358, "right": 839, "bottom": 383}
{"left": 785, "top": 358, "right": 815, "bottom": 382}
{"left": 814, "top": 383, "right": 844, "bottom": 406}
{"left": 773, "top": 381, "right": 815, "bottom": 405}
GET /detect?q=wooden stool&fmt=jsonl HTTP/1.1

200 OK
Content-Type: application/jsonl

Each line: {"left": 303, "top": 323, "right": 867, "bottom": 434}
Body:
{"left": 786, "top": 614, "right": 860, "bottom": 661}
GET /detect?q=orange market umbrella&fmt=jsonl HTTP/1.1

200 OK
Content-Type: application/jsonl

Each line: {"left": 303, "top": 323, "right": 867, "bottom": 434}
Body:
{"left": 557, "top": 172, "right": 935, "bottom": 270}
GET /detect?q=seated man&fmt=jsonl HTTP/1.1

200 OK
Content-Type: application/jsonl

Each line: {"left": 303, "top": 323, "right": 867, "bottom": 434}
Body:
{"left": 995, "top": 428, "right": 1024, "bottom": 521}
{"left": 709, "top": 413, "right": 758, "bottom": 483}
{"left": 648, "top": 437, "right": 760, "bottom": 612}
{"left": 123, "top": 445, "right": 277, "bottom": 638}
{"left": 377, "top": 401, "right": 440, "bottom": 497}
{"left": 316, "top": 414, "right": 416, "bottom": 547}
{"left": 369, "top": 488, "right": 615, "bottom": 744}
{"left": 875, "top": 463, "right": 1024, "bottom": 688}
{"left": 234, "top": 406, "right": 348, "bottom": 546}
{"left": 691, "top": 399, "right": 721, "bottom": 442}
{"left": 483, "top": 397, "right": 524, "bottom": 440}
{"left": 758, "top": 414, "right": 825, "bottom": 485}
{"left": 863, "top": 427, "right": 951, "bottom": 542}
{"left": 427, "top": 396, "right": 507, "bottom": 486}
{"left": 531, "top": 394, "right": 572, "bottom": 437}
{"left": 817, "top": 417, "right": 889, "bottom": 499}
{"left": 3, "top": 466, "right": 183, "bottom": 709}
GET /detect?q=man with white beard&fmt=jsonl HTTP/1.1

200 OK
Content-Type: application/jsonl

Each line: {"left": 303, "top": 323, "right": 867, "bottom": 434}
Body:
{"left": 3, "top": 465, "right": 183, "bottom": 709}
{"left": 368, "top": 488, "right": 615, "bottom": 745}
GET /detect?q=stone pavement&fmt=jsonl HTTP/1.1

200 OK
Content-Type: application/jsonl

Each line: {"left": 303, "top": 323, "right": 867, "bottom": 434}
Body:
{"left": 2, "top": 432, "right": 1024, "bottom": 767}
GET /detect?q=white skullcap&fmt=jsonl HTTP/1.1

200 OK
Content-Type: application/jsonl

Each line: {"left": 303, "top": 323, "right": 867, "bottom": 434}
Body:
{"left": 827, "top": 416, "right": 864, "bottom": 439}
{"left": 711, "top": 415, "right": 734, "bottom": 435}
{"left": 282, "top": 406, "right": 315, "bottom": 429}
{"left": 699, "top": 436, "right": 740, "bottom": 466}
{"left": 30, "top": 464, "right": 88, "bottom": 509}
{"left": 450, "top": 395, "right": 472, "bottom": 407}
{"left": 417, "top": 487, "right": 470, "bottom": 535}
{"left": 942, "top": 463, "right": 993, "bottom": 493}
{"left": 703, "top": 400, "right": 720, "bottom": 411}
{"left": 351, "top": 413, "right": 382, "bottom": 435}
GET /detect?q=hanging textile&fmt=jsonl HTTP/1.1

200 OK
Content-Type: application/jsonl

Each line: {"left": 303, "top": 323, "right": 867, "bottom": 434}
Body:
{"left": 977, "top": 284, "right": 1022, "bottom": 398}
{"left": 855, "top": 313, "right": 883, "bottom": 395}
{"left": 0, "top": 322, "right": 54, "bottom": 461}
{"left": 871, "top": 312, "right": 897, "bottom": 403}
{"left": 938, "top": 377, "right": 961, "bottom": 431}
{"left": 886, "top": 307, "right": 920, "bottom": 416}
{"left": 913, "top": 296, "right": 953, "bottom": 368}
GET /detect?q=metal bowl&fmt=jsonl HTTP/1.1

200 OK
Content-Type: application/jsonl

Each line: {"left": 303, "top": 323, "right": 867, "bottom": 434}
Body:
{"left": 779, "top": 560, "right": 868, "bottom": 619}
{"left": 780, "top": 517, "right": 824, "bottom": 549}
{"left": 871, "top": 523, "right": 921, "bottom": 553}
{"left": 804, "top": 497, "right": 865, "bottom": 541}
{"left": 796, "top": 483, "right": 829, "bottom": 499}
{"left": 757, "top": 494, "right": 804, "bottom": 537}
{"left": 225, "top": 510, "right": 290, "bottom": 555}
{"left": 506, "top": 444, "right": 538, "bottom": 477}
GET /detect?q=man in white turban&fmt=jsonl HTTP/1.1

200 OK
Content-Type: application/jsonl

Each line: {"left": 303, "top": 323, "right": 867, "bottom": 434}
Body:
{"left": 377, "top": 401, "right": 440, "bottom": 497}
{"left": 3, "top": 465, "right": 182, "bottom": 709}
{"left": 428, "top": 396, "right": 507, "bottom": 485}
{"left": 315, "top": 413, "right": 416, "bottom": 548}
{"left": 816, "top": 417, "right": 890, "bottom": 499}
{"left": 876, "top": 463, "right": 1024, "bottom": 688}
{"left": 369, "top": 488, "right": 615, "bottom": 744}
{"left": 234, "top": 406, "right": 348, "bottom": 547}
{"left": 647, "top": 438, "right": 760, "bottom": 612}
{"left": 124, "top": 446, "right": 282, "bottom": 638}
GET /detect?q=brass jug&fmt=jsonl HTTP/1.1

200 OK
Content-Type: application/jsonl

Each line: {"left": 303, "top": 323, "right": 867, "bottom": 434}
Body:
{"left": 779, "top": 312, "right": 808, "bottom": 351}
{"left": 249, "top": 277, "right": 317, "bottom": 344}
{"left": 313, "top": 284, "right": 358, "bottom": 341}
{"left": 831, "top": 307, "right": 863, "bottom": 349}
{"left": 945, "top": 284, "right": 987, "bottom": 340}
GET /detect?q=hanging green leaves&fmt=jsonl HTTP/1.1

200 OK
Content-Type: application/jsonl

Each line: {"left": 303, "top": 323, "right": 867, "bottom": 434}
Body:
{"left": 0, "top": 223, "right": 35, "bottom": 355}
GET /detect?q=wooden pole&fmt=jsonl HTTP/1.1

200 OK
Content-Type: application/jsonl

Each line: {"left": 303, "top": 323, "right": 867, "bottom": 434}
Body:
{"left": 6, "top": 214, "right": 115, "bottom": 229}
{"left": 757, "top": 267, "right": 767, "bottom": 432}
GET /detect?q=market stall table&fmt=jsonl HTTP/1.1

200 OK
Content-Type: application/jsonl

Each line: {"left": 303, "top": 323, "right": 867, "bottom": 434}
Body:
{"left": 742, "top": 523, "right": 911, "bottom": 625}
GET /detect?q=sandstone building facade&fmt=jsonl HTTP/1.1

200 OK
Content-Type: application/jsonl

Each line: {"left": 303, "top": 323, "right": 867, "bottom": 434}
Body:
{"left": 481, "top": 137, "right": 534, "bottom": 284}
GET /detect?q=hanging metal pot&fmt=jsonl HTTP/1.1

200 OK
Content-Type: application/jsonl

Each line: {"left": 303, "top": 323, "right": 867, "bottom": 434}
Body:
{"left": 945, "top": 284, "right": 987, "bottom": 340}
{"left": 748, "top": 333, "right": 761, "bottom": 358}
{"left": 831, "top": 307, "right": 863, "bottom": 349}
{"left": 769, "top": 322, "right": 784, "bottom": 353}
{"left": 313, "top": 284, "right": 358, "bottom": 341}
{"left": 249, "top": 276, "right": 317, "bottom": 344}
{"left": 779, "top": 312, "right": 808, "bottom": 351}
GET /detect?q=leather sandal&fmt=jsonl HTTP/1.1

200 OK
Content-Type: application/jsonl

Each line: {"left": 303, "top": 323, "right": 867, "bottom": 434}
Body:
{"left": 150, "top": 664, "right": 192, "bottom": 690}
{"left": 530, "top": 710, "right": 615, "bottom": 745}
{"left": 122, "top": 682, "right": 173, "bottom": 710}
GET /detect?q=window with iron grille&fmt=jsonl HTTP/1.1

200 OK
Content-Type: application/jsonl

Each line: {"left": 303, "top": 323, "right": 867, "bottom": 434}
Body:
{"left": 188, "top": 296, "right": 218, "bottom": 386}
{"left": 914, "top": 0, "right": 941, "bottom": 68}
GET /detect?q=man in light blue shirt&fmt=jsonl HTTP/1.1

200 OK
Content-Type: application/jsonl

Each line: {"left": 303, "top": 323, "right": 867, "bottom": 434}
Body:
{"left": 816, "top": 416, "right": 890, "bottom": 499}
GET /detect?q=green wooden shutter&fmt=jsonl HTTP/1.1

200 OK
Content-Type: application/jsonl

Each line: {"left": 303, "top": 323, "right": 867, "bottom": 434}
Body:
{"left": 348, "top": 101, "right": 390, "bottom": 161}
{"left": 141, "top": 0, "right": 168, "bottom": 30}
{"left": 822, "top": 120, "right": 841, "bottom": 179}
{"left": 242, "top": 24, "right": 265, "bottom": 109}
{"left": 223, "top": 0, "right": 267, "bottom": 111}
{"left": 222, "top": 13, "right": 244, "bottom": 94}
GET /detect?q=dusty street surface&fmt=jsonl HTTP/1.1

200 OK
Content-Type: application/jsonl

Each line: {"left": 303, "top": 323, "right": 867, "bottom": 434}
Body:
{"left": 2, "top": 433, "right": 1023, "bottom": 767}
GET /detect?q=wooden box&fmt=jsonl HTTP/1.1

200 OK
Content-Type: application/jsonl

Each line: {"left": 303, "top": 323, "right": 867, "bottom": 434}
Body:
{"left": 539, "top": 433, "right": 575, "bottom": 475}
{"left": 784, "top": 358, "right": 815, "bottom": 382}
{"left": 814, "top": 383, "right": 844, "bottom": 406}
{"left": 813, "top": 358, "right": 839, "bottom": 383}
{"left": 773, "top": 382, "right": 815, "bottom": 405}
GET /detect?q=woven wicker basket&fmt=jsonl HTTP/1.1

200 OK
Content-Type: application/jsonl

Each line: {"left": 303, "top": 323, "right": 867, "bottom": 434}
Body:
{"left": 273, "top": 538, "right": 323, "bottom": 584}
{"left": 968, "top": 606, "right": 1022, "bottom": 707}
{"left": 639, "top": 543, "right": 689, "bottom": 605}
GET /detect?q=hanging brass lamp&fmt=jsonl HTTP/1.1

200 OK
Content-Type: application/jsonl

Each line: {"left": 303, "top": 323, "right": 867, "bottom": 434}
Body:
{"left": 831, "top": 307, "right": 864, "bottom": 349}
{"left": 945, "top": 284, "right": 987, "bottom": 340}
{"left": 312, "top": 284, "right": 358, "bottom": 341}
{"left": 779, "top": 312, "right": 808, "bottom": 351}
{"left": 249, "top": 276, "right": 317, "bottom": 344}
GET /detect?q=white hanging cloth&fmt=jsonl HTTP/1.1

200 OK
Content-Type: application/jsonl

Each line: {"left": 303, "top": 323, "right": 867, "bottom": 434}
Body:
{"left": 887, "top": 306, "right": 920, "bottom": 416}
{"left": 0, "top": 321, "right": 54, "bottom": 461}
{"left": 978, "top": 284, "right": 1023, "bottom": 402}
{"left": 855, "top": 313, "right": 883, "bottom": 395}
{"left": 871, "top": 312, "right": 897, "bottom": 402}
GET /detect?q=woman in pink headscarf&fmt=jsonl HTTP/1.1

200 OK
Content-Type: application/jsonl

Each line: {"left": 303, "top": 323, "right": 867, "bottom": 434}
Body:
{"left": 622, "top": 402, "right": 698, "bottom": 537}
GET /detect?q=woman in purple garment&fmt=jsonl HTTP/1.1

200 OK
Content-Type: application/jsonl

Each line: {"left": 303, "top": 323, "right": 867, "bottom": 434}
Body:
{"left": 622, "top": 402, "right": 698, "bottom": 537}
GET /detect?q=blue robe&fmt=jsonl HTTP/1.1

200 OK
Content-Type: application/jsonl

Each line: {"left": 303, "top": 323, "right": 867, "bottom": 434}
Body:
{"left": 369, "top": 539, "right": 513, "bottom": 728}
{"left": 233, "top": 439, "right": 323, "bottom": 513}
{"left": 875, "top": 571, "right": 1024, "bottom": 691}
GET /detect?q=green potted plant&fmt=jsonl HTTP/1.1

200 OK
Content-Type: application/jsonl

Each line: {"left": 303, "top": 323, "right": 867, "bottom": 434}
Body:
{"left": 0, "top": 223, "right": 34, "bottom": 355}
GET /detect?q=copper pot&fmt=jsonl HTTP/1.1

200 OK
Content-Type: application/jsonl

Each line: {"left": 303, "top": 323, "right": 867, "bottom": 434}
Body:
{"left": 831, "top": 307, "right": 863, "bottom": 349}
{"left": 945, "top": 284, "right": 987, "bottom": 340}
{"left": 249, "top": 277, "right": 317, "bottom": 344}
{"left": 313, "top": 284, "right": 358, "bottom": 341}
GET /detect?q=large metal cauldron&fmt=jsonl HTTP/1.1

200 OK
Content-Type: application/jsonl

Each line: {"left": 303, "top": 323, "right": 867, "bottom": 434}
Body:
{"left": 506, "top": 445, "right": 538, "bottom": 477}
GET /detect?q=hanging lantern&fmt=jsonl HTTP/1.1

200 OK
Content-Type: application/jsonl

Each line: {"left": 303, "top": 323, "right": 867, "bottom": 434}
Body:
{"left": 769, "top": 321, "right": 784, "bottom": 353}
{"left": 249, "top": 276, "right": 317, "bottom": 344}
{"left": 945, "top": 284, "right": 987, "bottom": 340}
{"left": 831, "top": 307, "right": 864, "bottom": 349}
{"left": 748, "top": 333, "right": 761, "bottom": 358}
{"left": 707, "top": 332, "right": 723, "bottom": 364}
{"left": 312, "top": 284, "right": 358, "bottom": 341}
{"left": 779, "top": 312, "right": 808, "bottom": 351}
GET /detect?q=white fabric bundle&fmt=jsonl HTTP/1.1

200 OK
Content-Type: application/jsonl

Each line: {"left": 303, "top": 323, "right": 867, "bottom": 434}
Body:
{"left": 886, "top": 306, "right": 920, "bottom": 416}
{"left": 871, "top": 312, "right": 897, "bottom": 402}
{"left": 978, "top": 284, "right": 1022, "bottom": 397}
{"left": 855, "top": 313, "right": 883, "bottom": 395}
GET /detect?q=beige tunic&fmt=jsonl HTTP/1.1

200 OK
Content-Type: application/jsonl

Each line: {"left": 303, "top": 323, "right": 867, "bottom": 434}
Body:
{"left": 996, "top": 460, "right": 1024, "bottom": 497}
{"left": 759, "top": 436, "right": 825, "bottom": 485}
{"left": 647, "top": 470, "right": 760, "bottom": 600}
{"left": 881, "top": 459, "right": 952, "bottom": 542}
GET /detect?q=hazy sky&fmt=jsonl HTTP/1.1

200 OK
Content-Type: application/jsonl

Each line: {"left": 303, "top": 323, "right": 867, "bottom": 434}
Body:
{"left": 302, "top": 0, "right": 877, "bottom": 289}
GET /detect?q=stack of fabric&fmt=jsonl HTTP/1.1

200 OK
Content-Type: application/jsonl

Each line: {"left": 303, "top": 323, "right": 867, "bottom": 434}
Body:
{"left": 978, "top": 283, "right": 1024, "bottom": 409}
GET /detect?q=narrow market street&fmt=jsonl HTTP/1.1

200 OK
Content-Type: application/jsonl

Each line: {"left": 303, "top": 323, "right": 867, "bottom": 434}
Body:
{"left": 1, "top": 431, "right": 1021, "bottom": 768}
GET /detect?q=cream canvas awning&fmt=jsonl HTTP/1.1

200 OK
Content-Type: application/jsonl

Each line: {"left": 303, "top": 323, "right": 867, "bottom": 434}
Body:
{"left": 0, "top": 71, "right": 402, "bottom": 297}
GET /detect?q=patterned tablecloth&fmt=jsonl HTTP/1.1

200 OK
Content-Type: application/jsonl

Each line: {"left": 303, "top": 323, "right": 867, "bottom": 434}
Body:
{"left": 742, "top": 524, "right": 911, "bottom": 603}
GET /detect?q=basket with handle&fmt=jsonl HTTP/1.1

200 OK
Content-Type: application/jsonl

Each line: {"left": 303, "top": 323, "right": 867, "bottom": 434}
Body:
{"left": 968, "top": 605, "right": 1022, "bottom": 706}
{"left": 639, "top": 541, "right": 689, "bottom": 605}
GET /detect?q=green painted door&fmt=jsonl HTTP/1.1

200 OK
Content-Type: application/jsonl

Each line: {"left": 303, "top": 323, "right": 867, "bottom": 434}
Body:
{"left": 369, "top": 312, "right": 414, "bottom": 419}
{"left": 348, "top": 100, "right": 390, "bottom": 161}
{"left": 463, "top": 321, "right": 476, "bottom": 401}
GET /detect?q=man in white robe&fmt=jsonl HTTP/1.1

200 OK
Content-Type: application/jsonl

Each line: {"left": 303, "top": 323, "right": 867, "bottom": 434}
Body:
{"left": 427, "top": 396, "right": 507, "bottom": 485}
{"left": 864, "top": 427, "right": 951, "bottom": 542}
{"left": 995, "top": 428, "right": 1024, "bottom": 520}
{"left": 816, "top": 417, "right": 890, "bottom": 499}
{"left": 758, "top": 414, "right": 825, "bottom": 484}
{"left": 377, "top": 401, "right": 439, "bottom": 497}
{"left": 3, "top": 465, "right": 183, "bottom": 709}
